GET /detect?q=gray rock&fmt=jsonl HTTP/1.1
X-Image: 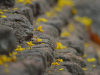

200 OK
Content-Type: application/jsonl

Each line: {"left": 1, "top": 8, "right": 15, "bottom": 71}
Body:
{"left": 0, "top": 26, "right": 16, "bottom": 54}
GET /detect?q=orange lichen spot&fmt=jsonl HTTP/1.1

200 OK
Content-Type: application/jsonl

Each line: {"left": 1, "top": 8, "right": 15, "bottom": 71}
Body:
{"left": 56, "top": 42, "right": 67, "bottom": 49}
{"left": 61, "top": 32, "right": 70, "bottom": 37}
{"left": 82, "top": 68, "right": 88, "bottom": 71}
{"left": 4, "top": 69, "right": 10, "bottom": 73}
{"left": 56, "top": 59, "right": 63, "bottom": 62}
{"left": 52, "top": 62, "right": 60, "bottom": 65}
{"left": 15, "top": 45, "right": 25, "bottom": 51}
{"left": 23, "top": 0, "right": 32, "bottom": 5}
{"left": 37, "top": 26, "right": 44, "bottom": 32}
{"left": 58, "top": 68, "right": 64, "bottom": 71}
{"left": 37, "top": 38, "right": 42, "bottom": 42}
{"left": 27, "top": 41, "right": 34, "bottom": 46}
{"left": 37, "top": 18, "right": 48, "bottom": 22}
{"left": 4, "top": 63, "right": 9, "bottom": 68}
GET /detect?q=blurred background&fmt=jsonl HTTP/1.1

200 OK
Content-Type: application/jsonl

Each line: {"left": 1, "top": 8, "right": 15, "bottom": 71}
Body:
{"left": 73, "top": 0, "right": 100, "bottom": 61}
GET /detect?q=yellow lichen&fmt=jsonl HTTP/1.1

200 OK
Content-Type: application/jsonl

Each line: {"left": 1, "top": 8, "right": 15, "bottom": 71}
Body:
{"left": 92, "top": 65, "right": 96, "bottom": 68}
{"left": 4, "top": 63, "right": 9, "bottom": 68}
{"left": 37, "top": 26, "right": 44, "bottom": 32}
{"left": 7, "top": 57, "right": 12, "bottom": 62}
{"left": 11, "top": 56, "right": 17, "bottom": 62}
{"left": 9, "top": 53, "right": 12, "bottom": 56}
{"left": 27, "top": 41, "right": 34, "bottom": 46}
{"left": 53, "top": 6, "right": 62, "bottom": 12}
{"left": 68, "top": 23, "right": 75, "bottom": 32}
{"left": 45, "top": 11, "right": 57, "bottom": 17}
{"left": 82, "top": 68, "right": 88, "bottom": 71}
{"left": 3, "top": 10, "right": 8, "bottom": 12}
{"left": 82, "top": 54, "right": 87, "bottom": 58}
{"left": 33, "top": 28, "right": 35, "bottom": 31}
{"left": 4, "top": 69, "right": 10, "bottom": 73}
{"left": 15, "top": 45, "right": 25, "bottom": 51}
{"left": 27, "top": 46, "right": 32, "bottom": 49}
{"left": 87, "top": 58, "right": 96, "bottom": 62}
{"left": 14, "top": 13, "right": 17, "bottom": 14}
{"left": 57, "top": 0, "right": 74, "bottom": 7}
{"left": 37, "top": 38, "right": 42, "bottom": 42}
{"left": 52, "top": 62, "right": 60, "bottom": 65}
{"left": 61, "top": 32, "right": 70, "bottom": 37}
{"left": 0, "top": 55, "right": 7, "bottom": 62}
{"left": 84, "top": 43, "right": 89, "bottom": 47}
{"left": 23, "top": 0, "right": 32, "bottom": 5}
{"left": 16, "top": 0, "right": 24, "bottom": 3}
{"left": 12, "top": 52, "right": 18, "bottom": 55}
{"left": 0, "top": 12, "right": 3, "bottom": 15}
{"left": 72, "top": 8, "right": 77, "bottom": 15}
{"left": 12, "top": 8, "right": 18, "bottom": 10}
{"left": 36, "top": 22, "right": 39, "bottom": 25}
{"left": 56, "top": 59, "right": 63, "bottom": 62}
{"left": 41, "top": 43, "right": 45, "bottom": 44}
{"left": 0, "top": 15, "right": 7, "bottom": 18}
{"left": 56, "top": 42, "right": 67, "bottom": 49}
{"left": 0, "top": 60, "right": 3, "bottom": 65}
{"left": 74, "top": 16, "right": 92, "bottom": 27}
{"left": 37, "top": 18, "right": 48, "bottom": 22}
{"left": 58, "top": 68, "right": 64, "bottom": 71}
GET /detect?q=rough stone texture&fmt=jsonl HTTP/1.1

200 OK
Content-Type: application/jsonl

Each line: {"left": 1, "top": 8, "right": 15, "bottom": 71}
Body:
{"left": 17, "top": 46, "right": 54, "bottom": 68}
{"left": 44, "top": 65, "right": 72, "bottom": 75}
{"left": 33, "top": 24, "right": 59, "bottom": 37}
{"left": 0, "top": 57, "right": 44, "bottom": 75}
{"left": 33, "top": 31, "right": 56, "bottom": 51}
{"left": 39, "top": 19, "right": 63, "bottom": 34}
{"left": 0, "top": 0, "right": 15, "bottom": 7}
{"left": 0, "top": 26, "right": 16, "bottom": 54}
{"left": 26, "top": 0, "right": 49, "bottom": 16}
{"left": 60, "top": 62, "right": 85, "bottom": 75}
{"left": 14, "top": 6, "right": 34, "bottom": 25}
{"left": 0, "top": 14, "right": 33, "bottom": 44}
{"left": 55, "top": 53, "right": 86, "bottom": 67}
{"left": 56, "top": 47, "right": 79, "bottom": 56}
